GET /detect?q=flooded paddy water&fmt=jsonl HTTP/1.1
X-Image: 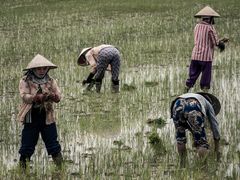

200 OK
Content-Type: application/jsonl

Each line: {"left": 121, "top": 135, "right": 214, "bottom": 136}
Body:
{"left": 0, "top": 0, "right": 240, "bottom": 179}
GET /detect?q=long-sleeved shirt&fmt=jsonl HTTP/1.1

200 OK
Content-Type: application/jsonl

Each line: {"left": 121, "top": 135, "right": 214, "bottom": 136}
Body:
{"left": 17, "top": 75, "right": 61, "bottom": 124}
{"left": 85, "top": 44, "right": 113, "bottom": 73}
{"left": 171, "top": 93, "right": 220, "bottom": 140}
{"left": 191, "top": 21, "right": 219, "bottom": 61}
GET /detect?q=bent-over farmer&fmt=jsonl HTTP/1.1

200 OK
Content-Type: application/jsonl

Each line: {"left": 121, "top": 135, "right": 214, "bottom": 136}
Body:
{"left": 185, "top": 6, "right": 229, "bottom": 92}
{"left": 17, "top": 54, "right": 63, "bottom": 170}
{"left": 77, "top": 44, "right": 121, "bottom": 93}
{"left": 170, "top": 92, "right": 221, "bottom": 166}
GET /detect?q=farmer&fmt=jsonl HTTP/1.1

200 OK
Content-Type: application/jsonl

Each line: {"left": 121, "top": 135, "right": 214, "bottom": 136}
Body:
{"left": 17, "top": 54, "right": 63, "bottom": 170}
{"left": 77, "top": 44, "right": 121, "bottom": 93}
{"left": 170, "top": 92, "right": 221, "bottom": 166}
{"left": 185, "top": 6, "right": 229, "bottom": 92}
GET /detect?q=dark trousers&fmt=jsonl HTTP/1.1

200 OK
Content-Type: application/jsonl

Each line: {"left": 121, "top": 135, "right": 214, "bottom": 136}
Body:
{"left": 19, "top": 107, "right": 61, "bottom": 158}
{"left": 186, "top": 60, "right": 212, "bottom": 89}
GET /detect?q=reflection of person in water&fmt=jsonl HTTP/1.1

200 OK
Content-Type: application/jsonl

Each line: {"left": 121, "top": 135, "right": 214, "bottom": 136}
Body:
{"left": 185, "top": 6, "right": 228, "bottom": 92}
{"left": 77, "top": 44, "right": 121, "bottom": 93}
{"left": 170, "top": 92, "right": 221, "bottom": 167}
{"left": 17, "top": 54, "right": 63, "bottom": 170}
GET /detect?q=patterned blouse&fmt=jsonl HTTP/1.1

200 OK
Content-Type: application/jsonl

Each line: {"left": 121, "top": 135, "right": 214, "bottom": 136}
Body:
{"left": 171, "top": 93, "right": 220, "bottom": 140}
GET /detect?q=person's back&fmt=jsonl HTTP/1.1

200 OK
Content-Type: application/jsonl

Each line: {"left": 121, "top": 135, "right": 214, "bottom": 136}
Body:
{"left": 77, "top": 44, "right": 121, "bottom": 93}
{"left": 191, "top": 21, "right": 218, "bottom": 61}
{"left": 170, "top": 92, "right": 221, "bottom": 167}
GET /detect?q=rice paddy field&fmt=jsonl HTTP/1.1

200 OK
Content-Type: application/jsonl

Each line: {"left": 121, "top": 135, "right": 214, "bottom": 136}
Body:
{"left": 0, "top": 0, "right": 240, "bottom": 179}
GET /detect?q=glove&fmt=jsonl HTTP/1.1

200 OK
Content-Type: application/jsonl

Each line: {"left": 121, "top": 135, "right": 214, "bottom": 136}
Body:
{"left": 48, "top": 93, "right": 60, "bottom": 103}
{"left": 82, "top": 73, "right": 95, "bottom": 85}
{"left": 217, "top": 41, "right": 225, "bottom": 52}
{"left": 82, "top": 79, "right": 88, "bottom": 85}
{"left": 33, "top": 93, "right": 48, "bottom": 103}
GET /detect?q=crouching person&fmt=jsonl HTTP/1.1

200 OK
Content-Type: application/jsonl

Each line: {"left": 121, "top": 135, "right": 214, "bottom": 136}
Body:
{"left": 170, "top": 92, "right": 221, "bottom": 167}
{"left": 17, "top": 54, "right": 63, "bottom": 171}
{"left": 77, "top": 44, "right": 121, "bottom": 93}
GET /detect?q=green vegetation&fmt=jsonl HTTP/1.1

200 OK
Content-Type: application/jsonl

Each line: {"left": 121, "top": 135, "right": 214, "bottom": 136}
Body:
{"left": 147, "top": 117, "right": 167, "bottom": 129}
{"left": 0, "top": 0, "right": 240, "bottom": 179}
{"left": 122, "top": 83, "right": 137, "bottom": 91}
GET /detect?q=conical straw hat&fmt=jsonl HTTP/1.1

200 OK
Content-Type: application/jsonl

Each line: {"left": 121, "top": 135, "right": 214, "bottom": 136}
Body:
{"left": 23, "top": 54, "right": 57, "bottom": 71}
{"left": 194, "top": 6, "right": 220, "bottom": 18}
{"left": 170, "top": 92, "right": 221, "bottom": 118}
{"left": 196, "top": 92, "right": 221, "bottom": 115}
{"left": 77, "top": 47, "right": 92, "bottom": 66}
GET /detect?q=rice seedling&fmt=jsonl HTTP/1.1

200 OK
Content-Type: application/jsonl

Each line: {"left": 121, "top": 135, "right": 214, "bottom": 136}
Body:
{"left": 0, "top": 0, "right": 239, "bottom": 179}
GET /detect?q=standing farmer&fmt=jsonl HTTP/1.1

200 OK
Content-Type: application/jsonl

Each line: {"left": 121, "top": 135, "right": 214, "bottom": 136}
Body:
{"left": 170, "top": 92, "right": 221, "bottom": 167}
{"left": 185, "top": 6, "right": 228, "bottom": 92}
{"left": 17, "top": 54, "right": 63, "bottom": 170}
{"left": 77, "top": 44, "right": 121, "bottom": 93}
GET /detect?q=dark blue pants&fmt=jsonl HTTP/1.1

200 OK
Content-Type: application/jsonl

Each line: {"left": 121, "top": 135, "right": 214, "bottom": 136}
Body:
{"left": 186, "top": 60, "right": 212, "bottom": 89}
{"left": 19, "top": 107, "right": 61, "bottom": 158}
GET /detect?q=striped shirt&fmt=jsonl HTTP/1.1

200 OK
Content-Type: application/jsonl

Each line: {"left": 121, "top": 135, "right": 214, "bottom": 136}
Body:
{"left": 191, "top": 21, "right": 219, "bottom": 61}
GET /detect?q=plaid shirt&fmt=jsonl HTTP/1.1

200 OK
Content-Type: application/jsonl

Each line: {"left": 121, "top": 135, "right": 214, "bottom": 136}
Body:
{"left": 17, "top": 75, "right": 61, "bottom": 124}
{"left": 191, "top": 21, "right": 219, "bottom": 61}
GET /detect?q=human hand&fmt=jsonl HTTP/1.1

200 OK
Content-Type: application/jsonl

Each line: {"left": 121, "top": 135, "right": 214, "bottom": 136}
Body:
{"left": 33, "top": 93, "right": 48, "bottom": 103}
{"left": 48, "top": 93, "right": 60, "bottom": 103}
{"left": 216, "top": 150, "right": 221, "bottom": 162}
{"left": 82, "top": 79, "right": 88, "bottom": 85}
{"left": 214, "top": 139, "right": 221, "bottom": 162}
{"left": 220, "top": 37, "right": 229, "bottom": 43}
{"left": 217, "top": 41, "right": 225, "bottom": 52}
{"left": 82, "top": 73, "right": 95, "bottom": 86}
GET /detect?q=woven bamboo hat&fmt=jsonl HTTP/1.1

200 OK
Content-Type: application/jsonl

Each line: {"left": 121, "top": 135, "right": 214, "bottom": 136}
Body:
{"left": 23, "top": 54, "right": 57, "bottom": 71}
{"left": 77, "top": 47, "right": 92, "bottom": 66}
{"left": 194, "top": 6, "right": 220, "bottom": 18}
{"left": 196, "top": 92, "right": 221, "bottom": 115}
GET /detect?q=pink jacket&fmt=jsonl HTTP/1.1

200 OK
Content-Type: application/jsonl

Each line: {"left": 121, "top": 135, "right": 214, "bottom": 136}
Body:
{"left": 17, "top": 76, "right": 61, "bottom": 124}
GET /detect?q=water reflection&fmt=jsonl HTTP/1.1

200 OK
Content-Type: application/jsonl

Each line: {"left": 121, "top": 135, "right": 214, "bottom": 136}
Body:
{"left": 0, "top": 64, "right": 239, "bottom": 178}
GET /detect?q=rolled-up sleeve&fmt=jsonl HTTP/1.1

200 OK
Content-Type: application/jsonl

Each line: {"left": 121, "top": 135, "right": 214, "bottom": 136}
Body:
{"left": 19, "top": 79, "right": 34, "bottom": 104}
{"left": 206, "top": 101, "right": 220, "bottom": 140}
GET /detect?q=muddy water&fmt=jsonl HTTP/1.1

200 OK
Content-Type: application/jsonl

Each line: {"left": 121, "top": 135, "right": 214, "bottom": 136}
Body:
{"left": 0, "top": 63, "right": 239, "bottom": 178}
